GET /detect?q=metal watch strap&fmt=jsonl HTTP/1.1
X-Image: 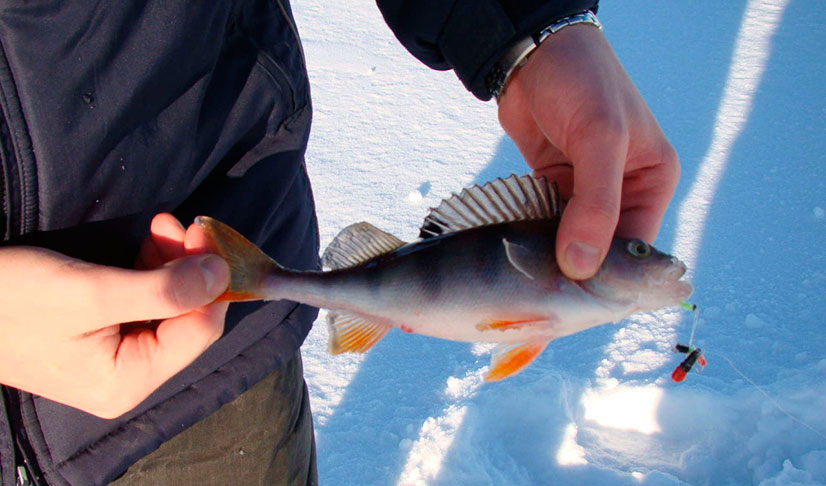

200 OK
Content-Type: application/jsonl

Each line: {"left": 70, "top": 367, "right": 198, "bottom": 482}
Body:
{"left": 487, "top": 11, "right": 602, "bottom": 101}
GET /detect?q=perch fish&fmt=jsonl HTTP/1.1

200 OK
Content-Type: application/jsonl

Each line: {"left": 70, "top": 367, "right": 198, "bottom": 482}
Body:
{"left": 197, "top": 174, "right": 693, "bottom": 381}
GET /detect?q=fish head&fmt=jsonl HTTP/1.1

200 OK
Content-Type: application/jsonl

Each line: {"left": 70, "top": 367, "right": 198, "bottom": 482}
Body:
{"left": 580, "top": 238, "right": 693, "bottom": 311}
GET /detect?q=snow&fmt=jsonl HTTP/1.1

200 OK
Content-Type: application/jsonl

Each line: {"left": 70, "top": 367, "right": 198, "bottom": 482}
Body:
{"left": 291, "top": 0, "right": 826, "bottom": 485}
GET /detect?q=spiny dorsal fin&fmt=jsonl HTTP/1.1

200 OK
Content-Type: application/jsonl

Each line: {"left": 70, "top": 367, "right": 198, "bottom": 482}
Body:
{"left": 419, "top": 174, "right": 559, "bottom": 238}
{"left": 327, "top": 311, "right": 392, "bottom": 354}
{"left": 322, "top": 222, "right": 406, "bottom": 270}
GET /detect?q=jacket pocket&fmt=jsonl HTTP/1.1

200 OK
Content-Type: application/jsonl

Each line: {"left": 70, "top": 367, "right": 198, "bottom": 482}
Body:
{"left": 236, "top": 0, "right": 309, "bottom": 116}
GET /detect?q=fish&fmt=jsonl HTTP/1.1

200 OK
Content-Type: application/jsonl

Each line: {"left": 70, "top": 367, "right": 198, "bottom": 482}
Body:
{"left": 197, "top": 174, "right": 693, "bottom": 381}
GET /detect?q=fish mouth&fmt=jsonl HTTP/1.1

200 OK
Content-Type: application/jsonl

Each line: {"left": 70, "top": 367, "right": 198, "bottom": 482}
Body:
{"left": 669, "top": 265, "right": 694, "bottom": 300}
{"left": 664, "top": 257, "right": 687, "bottom": 281}
{"left": 673, "top": 279, "right": 694, "bottom": 300}
{"left": 659, "top": 257, "right": 693, "bottom": 300}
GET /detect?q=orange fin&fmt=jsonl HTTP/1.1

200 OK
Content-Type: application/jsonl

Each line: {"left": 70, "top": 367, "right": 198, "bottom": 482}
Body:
{"left": 327, "top": 311, "right": 392, "bottom": 355}
{"left": 195, "top": 216, "right": 281, "bottom": 302}
{"left": 485, "top": 339, "right": 550, "bottom": 382}
{"left": 216, "top": 290, "right": 267, "bottom": 302}
{"left": 476, "top": 318, "right": 546, "bottom": 332}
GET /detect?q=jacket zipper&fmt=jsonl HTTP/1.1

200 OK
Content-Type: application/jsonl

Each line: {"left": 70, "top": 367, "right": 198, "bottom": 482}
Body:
{"left": 1, "top": 388, "right": 44, "bottom": 486}
{"left": 16, "top": 466, "right": 30, "bottom": 486}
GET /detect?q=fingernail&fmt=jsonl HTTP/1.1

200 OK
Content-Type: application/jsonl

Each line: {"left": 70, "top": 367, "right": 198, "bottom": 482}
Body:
{"left": 199, "top": 255, "right": 229, "bottom": 296}
{"left": 565, "top": 242, "right": 601, "bottom": 278}
{"left": 171, "top": 217, "right": 186, "bottom": 232}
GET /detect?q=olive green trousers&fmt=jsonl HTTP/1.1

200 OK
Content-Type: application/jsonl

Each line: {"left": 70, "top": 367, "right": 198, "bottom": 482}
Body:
{"left": 110, "top": 353, "right": 317, "bottom": 486}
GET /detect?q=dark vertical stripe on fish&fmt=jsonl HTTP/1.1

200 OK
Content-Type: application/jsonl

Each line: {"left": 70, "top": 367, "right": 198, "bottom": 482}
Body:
{"left": 364, "top": 261, "right": 384, "bottom": 298}
{"left": 414, "top": 242, "right": 443, "bottom": 303}
{"left": 473, "top": 231, "right": 499, "bottom": 291}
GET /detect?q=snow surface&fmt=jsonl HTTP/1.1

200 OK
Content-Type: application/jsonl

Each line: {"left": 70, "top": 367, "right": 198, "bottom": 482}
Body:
{"left": 291, "top": 0, "right": 826, "bottom": 484}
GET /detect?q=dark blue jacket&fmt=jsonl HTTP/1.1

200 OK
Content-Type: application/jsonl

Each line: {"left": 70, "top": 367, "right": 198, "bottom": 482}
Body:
{"left": 0, "top": 0, "right": 595, "bottom": 484}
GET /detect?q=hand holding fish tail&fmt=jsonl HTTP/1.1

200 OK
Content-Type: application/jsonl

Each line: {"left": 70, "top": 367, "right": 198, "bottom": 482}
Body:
{"left": 0, "top": 213, "right": 230, "bottom": 418}
{"left": 497, "top": 23, "right": 680, "bottom": 280}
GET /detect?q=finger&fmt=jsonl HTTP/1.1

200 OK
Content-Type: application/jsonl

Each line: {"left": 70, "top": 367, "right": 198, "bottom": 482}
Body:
{"left": 534, "top": 165, "right": 574, "bottom": 202}
{"left": 135, "top": 214, "right": 187, "bottom": 270}
{"left": 556, "top": 133, "right": 627, "bottom": 280}
{"left": 614, "top": 185, "right": 671, "bottom": 244}
{"left": 150, "top": 213, "right": 187, "bottom": 261}
{"left": 183, "top": 220, "right": 215, "bottom": 255}
{"left": 73, "top": 254, "right": 230, "bottom": 327}
{"left": 135, "top": 237, "right": 165, "bottom": 270}
{"left": 100, "top": 301, "right": 229, "bottom": 418}
{"left": 614, "top": 151, "right": 681, "bottom": 243}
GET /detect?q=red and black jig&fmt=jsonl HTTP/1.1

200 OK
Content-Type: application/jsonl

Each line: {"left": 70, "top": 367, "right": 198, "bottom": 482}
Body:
{"left": 672, "top": 302, "right": 707, "bottom": 382}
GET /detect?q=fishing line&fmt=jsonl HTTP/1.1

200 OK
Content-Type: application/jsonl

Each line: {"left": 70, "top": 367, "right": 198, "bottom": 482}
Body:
{"left": 675, "top": 302, "right": 826, "bottom": 442}
{"left": 709, "top": 351, "right": 826, "bottom": 442}
{"left": 687, "top": 305, "right": 699, "bottom": 348}
{"left": 678, "top": 301, "right": 701, "bottom": 348}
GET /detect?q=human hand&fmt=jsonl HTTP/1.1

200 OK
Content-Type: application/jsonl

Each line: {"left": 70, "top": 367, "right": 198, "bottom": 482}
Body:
{"left": 498, "top": 24, "right": 680, "bottom": 280}
{"left": 0, "top": 214, "right": 229, "bottom": 418}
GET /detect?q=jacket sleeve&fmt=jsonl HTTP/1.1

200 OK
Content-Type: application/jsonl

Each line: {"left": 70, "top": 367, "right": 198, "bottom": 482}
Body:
{"left": 376, "top": 0, "right": 599, "bottom": 101}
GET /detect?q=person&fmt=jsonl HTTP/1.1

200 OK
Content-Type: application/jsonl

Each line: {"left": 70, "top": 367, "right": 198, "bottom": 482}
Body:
{"left": 0, "top": 0, "right": 679, "bottom": 484}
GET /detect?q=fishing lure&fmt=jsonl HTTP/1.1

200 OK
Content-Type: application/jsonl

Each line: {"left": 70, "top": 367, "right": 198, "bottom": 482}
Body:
{"left": 672, "top": 302, "right": 707, "bottom": 382}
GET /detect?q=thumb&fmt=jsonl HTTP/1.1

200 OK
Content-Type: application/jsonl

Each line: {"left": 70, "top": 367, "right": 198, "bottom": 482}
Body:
{"left": 83, "top": 254, "right": 230, "bottom": 326}
{"left": 556, "top": 136, "right": 625, "bottom": 280}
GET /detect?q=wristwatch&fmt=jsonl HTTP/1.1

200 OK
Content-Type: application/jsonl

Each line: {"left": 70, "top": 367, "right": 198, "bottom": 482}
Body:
{"left": 486, "top": 11, "right": 603, "bottom": 101}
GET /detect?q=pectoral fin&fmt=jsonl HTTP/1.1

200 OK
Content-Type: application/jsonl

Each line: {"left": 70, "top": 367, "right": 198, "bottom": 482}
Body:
{"left": 485, "top": 339, "right": 551, "bottom": 382}
{"left": 503, "top": 239, "right": 559, "bottom": 290}
{"left": 327, "top": 311, "right": 392, "bottom": 355}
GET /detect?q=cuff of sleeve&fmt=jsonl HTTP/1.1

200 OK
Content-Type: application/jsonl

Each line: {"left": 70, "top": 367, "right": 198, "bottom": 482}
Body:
{"left": 438, "top": 0, "right": 598, "bottom": 101}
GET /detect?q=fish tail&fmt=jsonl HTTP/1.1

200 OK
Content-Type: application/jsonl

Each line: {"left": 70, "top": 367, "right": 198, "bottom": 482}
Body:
{"left": 195, "top": 216, "right": 286, "bottom": 302}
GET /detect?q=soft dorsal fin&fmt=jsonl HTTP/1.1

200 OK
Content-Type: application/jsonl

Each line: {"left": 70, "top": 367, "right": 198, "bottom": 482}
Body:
{"left": 419, "top": 174, "right": 559, "bottom": 238}
{"left": 322, "top": 222, "right": 406, "bottom": 270}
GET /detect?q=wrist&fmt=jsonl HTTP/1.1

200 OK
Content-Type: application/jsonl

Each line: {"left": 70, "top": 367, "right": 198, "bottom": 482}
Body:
{"left": 486, "top": 11, "right": 602, "bottom": 102}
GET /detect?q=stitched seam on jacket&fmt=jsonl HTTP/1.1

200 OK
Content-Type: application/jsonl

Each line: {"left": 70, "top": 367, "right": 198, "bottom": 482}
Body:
{"left": 0, "top": 39, "right": 37, "bottom": 235}
{"left": 247, "top": 35, "right": 297, "bottom": 113}
{"left": 272, "top": 0, "right": 308, "bottom": 71}
{"left": 0, "top": 43, "right": 21, "bottom": 239}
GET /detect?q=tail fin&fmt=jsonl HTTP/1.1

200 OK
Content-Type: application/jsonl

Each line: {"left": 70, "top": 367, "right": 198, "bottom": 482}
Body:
{"left": 195, "top": 216, "right": 284, "bottom": 302}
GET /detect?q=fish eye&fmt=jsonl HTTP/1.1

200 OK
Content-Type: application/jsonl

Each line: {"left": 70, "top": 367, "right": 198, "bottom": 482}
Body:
{"left": 627, "top": 239, "right": 651, "bottom": 258}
